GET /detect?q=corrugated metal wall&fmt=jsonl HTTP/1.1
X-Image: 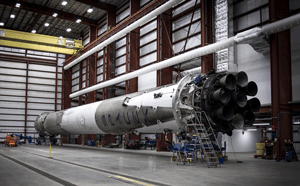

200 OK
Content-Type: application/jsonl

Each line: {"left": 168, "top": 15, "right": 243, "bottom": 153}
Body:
{"left": 0, "top": 46, "right": 64, "bottom": 141}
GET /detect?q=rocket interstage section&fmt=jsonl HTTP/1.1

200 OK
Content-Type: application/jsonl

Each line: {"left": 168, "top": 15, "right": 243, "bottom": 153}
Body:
{"left": 35, "top": 71, "right": 260, "bottom": 137}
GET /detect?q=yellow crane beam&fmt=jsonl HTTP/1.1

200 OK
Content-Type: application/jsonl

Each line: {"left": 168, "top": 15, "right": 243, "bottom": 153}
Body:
{"left": 0, "top": 29, "right": 83, "bottom": 55}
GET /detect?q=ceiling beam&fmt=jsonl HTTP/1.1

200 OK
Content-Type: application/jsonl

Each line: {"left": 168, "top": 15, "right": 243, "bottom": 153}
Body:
{"left": 74, "top": 0, "right": 116, "bottom": 12}
{"left": 0, "top": 0, "right": 98, "bottom": 26}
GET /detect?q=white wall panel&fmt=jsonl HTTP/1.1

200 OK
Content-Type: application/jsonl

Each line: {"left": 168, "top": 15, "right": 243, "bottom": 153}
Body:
{"left": 58, "top": 58, "right": 65, "bottom": 66}
{"left": 172, "top": 9, "right": 201, "bottom": 30}
{"left": 173, "top": 40, "right": 185, "bottom": 53}
{"left": 0, "top": 101, "right": 25, "bottom": 108}
{"left": 28, "top": 71, "right": 56, "bottom": 79}
{"left": 116, "top": 46, "right": 126, "bottom": 57}
{"left": 0, "top": 82, "right": 26, "bottom": 89}
{"left": 0, "top": 75, "right": 26, "bottom": 83}
{"left": 140, "top": 20, "right": 157, "bottom": 36}
{"left": 0, "top": 96, "right": 25, "bottom": 102}
{"left": 27, "top": 91, "right": 55, "bottom": 98}
{"left": 140, "top": 52, "right": 157, "bottom": 66}
{"left": 27, "top": 110, "right": 47, "bottom": 116}
{"left": 72, "top": 77, "right": 79, "bottom": 86}
{"left": 97, "top": 74, "right": 103, "bottom": 83}
{"left": 138, "top": 71, "right": 157, "bottom": 91}
{"left": 57, "top": 93, "right": 62, "bottom": 99}
{"left": 97, "top": 58, "right": 103, "bottom": 66}
{"left": 116, "top": 65, "right": 126, "bottom": 75}
{"left": 0, "top": 121, "right": 24, "bottom": 126}
{"left": 0, "top": 61, "right": 26, "bottom": 69}
{"left": 1, "top": 115, "right": 25, "bottom": 121}
{"left": 140, "top": 41, "right": 157, "bottom": 56}
{"left": 27, "top": 103, "right": 55, "bottom": 110}
{"left": 0, "top": 109, "right": 25, "bottom": 115}
{"left": 140, "top": 31, "right": 157, "bottom": 46}
{"left": 116, "top": 37, "right": 126, "bottom": 48}
{"left": 0, "top": 89, "right": 25, "bottom": 96}
{"left": 83, "top": 37, "right": 90, "bottom": 46}
{"left": 29, "top": 64, "right": 56, "bottom": 72}
{"left": 0, "top": 68, "right": 26, "bottom": 76}
{"left": 116, "top": 8, "right": 130, "bottom": 23}
{"left": 185, "top": 34, "right": 201, "bottom": 49}
{"left": 28, "top": 77, "right": 55, "bottom": 85}
{"left": 116, "top": 55, "right": 126, "bottom": 66}
{"left": 97, "top": 66, "right": 103, "bottom": 74}
{"left": 27, "top": 97, "right": 55, "bottom": 104}
{"left": 173, "top": 0, "right": 200, "bottom": 16}
{"left": 98, "top": 24, "right": 107, "bottom": 36}
{"left": 28, "top": 84, "right": 55, "bottom": 92}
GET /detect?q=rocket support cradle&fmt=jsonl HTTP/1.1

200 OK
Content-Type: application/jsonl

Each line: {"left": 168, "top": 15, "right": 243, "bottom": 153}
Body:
{"left": 35, "top": 71, "right": 260, "bottom": 137}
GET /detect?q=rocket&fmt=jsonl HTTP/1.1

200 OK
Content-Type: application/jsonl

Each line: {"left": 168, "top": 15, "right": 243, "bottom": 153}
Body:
{"left": 35, "top": 70, "right": 260, "bottom": 137}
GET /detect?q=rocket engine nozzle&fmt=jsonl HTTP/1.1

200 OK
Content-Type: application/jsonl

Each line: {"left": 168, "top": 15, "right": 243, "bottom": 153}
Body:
{"left": 242, "top": 81, "right": 258, "bottom": 96}
{"left": 230, "top": 114, "right": 244, "bottom": 129}
{"left": 247, "top": 97, "right": 261, "bottom": 112}
{"left": 219, "top": 74, "right": 236, "bottom": 90}
{"left": 211, "top": 88, "right": 231, "bottom": 104}
{"left": 214, "top": 105, "right": 234, "bottom": 121}
{"left": 232, "top": 91, "right": 247, "bottom": 108}
{"left": 235, "top": 71, "right": 248, "bottom": 87}
{"left": 243, "top": 110, "right": 255, "bottom": 126}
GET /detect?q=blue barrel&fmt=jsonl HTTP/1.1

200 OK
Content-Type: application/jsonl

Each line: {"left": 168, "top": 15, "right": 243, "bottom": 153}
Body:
{"left": 219, "top": 157, "right": 224, "bottom": 164}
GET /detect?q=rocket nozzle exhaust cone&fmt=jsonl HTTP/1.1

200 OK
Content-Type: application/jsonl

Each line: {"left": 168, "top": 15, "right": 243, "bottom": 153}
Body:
{"left": 230, "top": 114, "right": 244, "bottom": 129}
{"left": 235, "top": 71, "right": 248, "bottom": 87}
{"left": 214, "top": 105, "right": 234, "bottom": 121}
{"left": 243, "top": 110, "right": 255, "bottom": 126}
{"left": 233, "top": 91, "right": 247, "bottom": 108}
{"left": 244, "top": 81, "right": 258, "bottom": 96}
{"left": 219, "top": 74, "right": 237, "bottom": 90}
{"left": 247, "top": 97, "right": 261, "bottom": 112}
{"left": 212, "top": 88, "right": 231, "bottom": 104}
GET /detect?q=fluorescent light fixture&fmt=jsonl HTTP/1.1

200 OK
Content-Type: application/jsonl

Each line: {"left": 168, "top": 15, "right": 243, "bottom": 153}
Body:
{"left": 66, "top": 28, "right": 71, "bottom": 32}
{"left": 53, "top": 13, "right": 58, "bottom": 17}
{"left": 253, "top": 123, "right": 270, "bottom": 126}
{"left": 87, "top": 8, "right": 93, "bottom": 13}
{"left": 15, "top": 3, "right": 21, "bottom": 7}
{"left": 44, "top": 23, "right": 49, "bottom": 27}
{"left": 10, "top": 14, "right": 15, "bottom": 18}
{"left": 247, "top": 129, "right": 257, "bottom": 131}
{"left": 0, "top": 22, "right": 4, "bottom": 26}
{"left": 31, "top": 30, "right": 36, "bottom": 33}
{"left": 76, "top": 19, "right": 81, "bottom": 23}
{"left": 62, "top": 1, "right": 67, "bottom": 6}
{"left": 294, "top": 122, "right": 300, "bottom": 125}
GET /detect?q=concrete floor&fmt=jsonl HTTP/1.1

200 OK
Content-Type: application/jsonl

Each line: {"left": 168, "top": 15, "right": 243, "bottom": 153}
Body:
{"left": 0, "top": 144, "right": 299, "bottom": 186}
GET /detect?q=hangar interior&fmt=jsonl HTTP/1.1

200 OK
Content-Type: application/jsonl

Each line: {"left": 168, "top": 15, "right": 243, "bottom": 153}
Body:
{"left": 0, "top": 0, "right": 300, "bottom": 185}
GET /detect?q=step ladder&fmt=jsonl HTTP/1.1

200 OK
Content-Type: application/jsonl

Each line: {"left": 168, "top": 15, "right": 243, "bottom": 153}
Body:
{"left": 187, "top": 111, "right": 221, "bottom": 168}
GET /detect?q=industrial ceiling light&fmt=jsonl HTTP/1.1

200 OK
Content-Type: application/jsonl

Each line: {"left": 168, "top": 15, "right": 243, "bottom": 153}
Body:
{"left": 44, "top": 23, "right": 49, "bottom": 27}
{"left": 66, "top": 28, "right": 71, "bottom": 32}
{"left": 15, "top": 3, "right": 21, "bottom": 7}
{"left": 76, "top": 19, "right": 81, "bottom": 23}
{"left": 10, "top": 14, "right": 15, "bottom": 18}
{"left": 0, "top": 22, "right": 4, "bottom": 26}
{"left": 53, "top": 13, "right": 58, "bottom": 17}
{"left": 87, "top": 8, "right": 93, "bottom": 13}
{"left": 62, "top": 1, "right": 67, "bottom": 6}
{"left": 31, "top": 30, "right": 36, "bottom": 33}
{"left": 253, "top": 123, "right": 270, "bottom": 126}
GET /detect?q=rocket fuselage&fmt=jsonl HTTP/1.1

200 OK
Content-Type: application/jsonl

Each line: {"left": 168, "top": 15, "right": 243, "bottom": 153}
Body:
{"left": 35, "top": 71, "right": 261, "bottom": 137}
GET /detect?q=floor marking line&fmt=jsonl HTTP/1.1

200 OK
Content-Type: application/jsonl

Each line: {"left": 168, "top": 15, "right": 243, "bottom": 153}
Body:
{"left": 109, "top": 175, "right": 155, "bottom": 186}
{"left": 0, "top": 153, "right": 76, "bottom": 186}
{"left": 14, "top": 148, "right": 170, "bottom": 186}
